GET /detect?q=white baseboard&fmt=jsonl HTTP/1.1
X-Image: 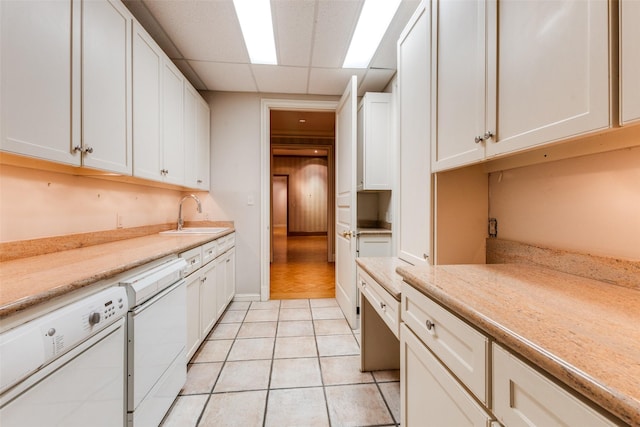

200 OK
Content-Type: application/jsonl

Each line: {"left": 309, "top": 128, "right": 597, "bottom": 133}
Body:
{"left": 232, "top": 293, "right": 261, "bottom": 302}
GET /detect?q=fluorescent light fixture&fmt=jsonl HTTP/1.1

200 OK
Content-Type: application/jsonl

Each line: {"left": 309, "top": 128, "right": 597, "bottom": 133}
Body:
{"left": 343, "top": 0, "right": 402, "bottom": 68}
{"left": 233, "top": 0, "right": 277, "bottom": 65}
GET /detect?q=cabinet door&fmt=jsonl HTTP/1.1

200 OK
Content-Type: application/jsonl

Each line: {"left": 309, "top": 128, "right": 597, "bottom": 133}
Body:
{"left": 1, "top": 0, "right": 79, "bottom": 165}
{"left": 401, "top": 324, "right": 493, "bottom": 427}
{"left": 489, "top": 0, "right": 610, "bottom": 156}
{"left": 357, "top": 234, "right": 392, "bottom": 257}
{"left": 493, "top": 344, "right": 617, "bottom": 427}
{"left": 185, "top": 273, "right": 202, "bottom": 360}
{"left": 200, "top": 261, "right": 217, "bottom": 337}
{"left": 225, "top": 248, "right": 236, "bottom": 305}
{"left": 620, "top": 0, "right": 640, "bottom": 125}
{"left": 215, "top": 255, "right": 227, "bottom": 319}
{"left": 82, "top": 0, "right": 132, "bottom": 174}
{"left": 431, "top": 0, "right": 490, "bottom": 171}
{"left": 132, "top": 23, "right": 163, "bottom": 181}
{"left": 195, "top": 95, "right": 211, "bottom": 190}
{"left": 398, "top": 4, "right": 432, "bottom": 266}
{"left": 183, "top": 83, "right": 198, "bottom": 188}
{"left": 359, "top": 93, "right": 392, "bottom": 190}
{"left": 161, "top": 60, "right": 185, "bottom": 185}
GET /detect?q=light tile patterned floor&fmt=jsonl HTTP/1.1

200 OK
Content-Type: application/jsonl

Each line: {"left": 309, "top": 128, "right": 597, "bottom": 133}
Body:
{"left": 161, "top": 298, "right": 401, "bottom": 427}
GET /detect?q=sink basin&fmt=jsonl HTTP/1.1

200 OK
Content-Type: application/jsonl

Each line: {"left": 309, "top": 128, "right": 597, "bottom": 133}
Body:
{"left": 160, "top": 227, "right": 230, "bottom": 235}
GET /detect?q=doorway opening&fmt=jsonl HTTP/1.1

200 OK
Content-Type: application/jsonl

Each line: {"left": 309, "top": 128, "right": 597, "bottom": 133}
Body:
{"left": 269, "top": 109, "right": 336, "bottom": 299}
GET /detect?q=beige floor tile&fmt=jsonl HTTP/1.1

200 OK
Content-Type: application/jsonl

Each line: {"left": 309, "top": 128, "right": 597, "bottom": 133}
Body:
{"left": 314, "top": 318, "right": 352, "bottom": 335}
{"left": 274, "top": 336, "right": 318, "bottom": 359}
{"left": 219, "top": 310, "right": 246, "bottom": 323}
{"left": 280, "top": 299, "right": 310, "bottom": 309}
{"left": 270, "top": 357, "right": 322, "bottom": 389}
{"left": 316, "top": 334, "right": 360, "bottom": 357}
{"left": 227, "top": 301, "right": 251, "bottom": 311}
{"left": 199, "top": 390, "right": 267, "bottom": 427}
{"left": 312, "top": 306, "right": 345, "bottom": 320}
{"left": 160, "top": 395, "right": 208, "bottom": 427}
{"left": 227, "top": 337, "right": 275, "bottom": 361}
{"left": 279, "top": 308, "right": 312, "bottom": 321}
{"left": 250, "top": 300, "right": 281, "bottom": 310}
{"left": 379, "top": 381, "right": 401, "bottom": 424}
{"left": 192, "top": 339, "right": 233, "bottom": 363}
{"left": 208, "top": 322, "right": 241, "bottom": 340}
{"left": 320, "top": 355, "right": 374, "bottom": 385}
{"left": 373, "top": 369, "right": 401, "bottom": 382}
{"left": 180, "top": 362, "right": 222, "bottom": 395}
{"left": 265, "top": 387, "right": 329, "bottom": 427}
{"left": 325, "top": 383, "right": 394, "bottom": 426}
{"left": 245, "top": 308, "right": 279, "bottom": 322}
{"left": 214, "top": 359, "right": 272, "bottom": 392}
{"left": 310, "top": 298, "right": 339, "bottom": 308}
{"left": 237, "top": 321, "right": 277, "bottom": 338}
{"left": 276, "top": 320, "right": 315, "bottom": 337}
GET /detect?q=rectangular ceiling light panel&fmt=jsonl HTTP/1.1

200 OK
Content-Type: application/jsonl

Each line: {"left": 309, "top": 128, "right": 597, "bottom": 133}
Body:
{"left": 343, "top": 0, "right": 402, "bottom": 68}
{"left": 233, "top": 0, "right": 278, "bottom": 64}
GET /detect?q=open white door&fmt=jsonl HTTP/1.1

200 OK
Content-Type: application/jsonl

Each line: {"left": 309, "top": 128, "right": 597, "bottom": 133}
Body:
{"left": 335, "top": 76, "right": 358, "bottom": 329}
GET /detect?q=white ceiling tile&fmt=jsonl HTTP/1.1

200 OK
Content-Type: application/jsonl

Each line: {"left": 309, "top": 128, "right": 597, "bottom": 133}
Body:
{"left": 308, "top": 68, "right": 366, "bottom": 95}
{"left": 252, "top": 65, "right": 309, "bottom": 94}
{"left": 272, "top": 0, "right": 316, "bottom": 67}
{"left": 142, "top": 0, "right": 249, "bottom": 63}
{"left": 189, "top": 61, "right": 257, "bottom": 92}
{"left": 311, "top": 0, "right": 364, "bottom": 68}
{"left": 123, "top": 0, "right": 183, "bottom": 58}
{"left": 358, "top": 68, "right": 396, "bottom": 95}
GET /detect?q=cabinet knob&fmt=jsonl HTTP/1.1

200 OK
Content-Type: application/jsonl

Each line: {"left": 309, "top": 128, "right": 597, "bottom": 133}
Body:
{"left": 425, "top": 319, "right": 435, "bottom": 331}
{"left": 84, "top": 146, "right": 94, "bottom": 154}
{"left": 380, "top": 302, "right": 386, "bottom": 310}
{"left": 474, "top": 135, "right": 484, "bottom": 144}
{"left": 483, "top": 131, "right": 494, "bottom": 141}
{"left": 74, "top": 145, "right": 83, "bottom": 153}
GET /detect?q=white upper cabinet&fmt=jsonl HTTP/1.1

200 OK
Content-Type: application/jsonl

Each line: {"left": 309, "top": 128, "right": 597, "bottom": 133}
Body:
{"left": 620, "top": 0, "right": 640, "bottom": 125}
{"left": 184, "top": 83, "right": 210, "bottom": 191}
{"left": 1, "top": 0, "right": 78, "bottom": 165}
{"left": 489, "top": 0, "right": 611, "bottom": 157}
{"left": 1, "top": 0, "right": 133, "bottom": 173}
{"left": 431, "top": 0, "right": 490, "bottom": 171}
{"left": 132, "top": 22, "right": 163, "bottom": 182}
{"left": 398, "top": 2, "right": 432, "bottom": 266}
{"left": 82, "top": 0, "right": 132, "bottom": 174}
{"left": 357, "top": 92, "right": 393, "bottom": 191}
{"left": 161, "top": 60, "right": 185, "bottom": 185}
{"left": 432, "top": 0, "right": 611, "bottom": 171}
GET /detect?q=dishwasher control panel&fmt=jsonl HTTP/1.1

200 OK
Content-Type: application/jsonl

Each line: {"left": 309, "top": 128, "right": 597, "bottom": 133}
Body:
{"left": 0, "top": 287, "right": 128, "bottom": 394}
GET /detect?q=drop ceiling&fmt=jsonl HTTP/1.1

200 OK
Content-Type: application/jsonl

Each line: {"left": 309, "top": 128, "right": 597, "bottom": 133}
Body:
{"left": 122, "top": 0, "right": 421, "bottom": 96}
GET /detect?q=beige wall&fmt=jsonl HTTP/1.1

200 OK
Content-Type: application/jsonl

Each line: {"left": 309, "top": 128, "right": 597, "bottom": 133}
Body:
{"left": 488, "top": 146, "right": 640, "bottom": 261}
{"left": 273, "top": 156, "right": 328, "bottom": 233}
{"left": 0, "top": 164, "right": 212, "bottom": 242}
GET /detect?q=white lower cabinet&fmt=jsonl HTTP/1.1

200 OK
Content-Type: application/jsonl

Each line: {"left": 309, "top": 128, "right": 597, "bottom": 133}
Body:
{"left": 180, "top": 233, "right": 236, "bottom": 360}
{"left": 401, "top": 283, "right": 624, "bottom": 427}
{"left": 492, "top": 344, "right": 618, "bottom": 427}
{"left": 401, "top": 323, "right": 493, "bottom": 426}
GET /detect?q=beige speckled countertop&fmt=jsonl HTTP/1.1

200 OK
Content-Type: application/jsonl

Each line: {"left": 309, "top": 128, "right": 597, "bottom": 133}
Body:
{"left": 396, "top": 263, "right": 640, "bottom": 426}
{"left": 0, "top": 228, "right": 234, "bottom": 319}
{"left": 356, "top": 257, "right": 408, "bottom": 301}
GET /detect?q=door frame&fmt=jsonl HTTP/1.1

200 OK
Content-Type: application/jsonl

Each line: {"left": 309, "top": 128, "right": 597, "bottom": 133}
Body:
{"left": 260, "top": 99, "right": 338, "bottom": 302}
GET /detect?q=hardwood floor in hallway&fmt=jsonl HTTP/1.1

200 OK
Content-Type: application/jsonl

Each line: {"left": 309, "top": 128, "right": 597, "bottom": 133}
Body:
{"left": 270, "top": 226, "right": 335, "bottom": 299}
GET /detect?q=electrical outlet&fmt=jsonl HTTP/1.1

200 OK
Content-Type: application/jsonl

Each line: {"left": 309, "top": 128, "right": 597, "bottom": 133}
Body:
{"left": 488, "top": 218, "right": 497, "bottom": 238}
{"left": 117, "top": 214, "right": 124, "bottom": 229}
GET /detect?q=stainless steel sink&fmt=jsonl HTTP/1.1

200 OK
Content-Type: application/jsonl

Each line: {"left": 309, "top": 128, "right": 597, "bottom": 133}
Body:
{"left": 160, "top": 227, "right": 230, "bottom": 235}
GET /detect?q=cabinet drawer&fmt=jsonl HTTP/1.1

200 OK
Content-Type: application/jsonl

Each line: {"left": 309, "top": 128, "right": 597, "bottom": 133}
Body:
{"left": 492, "top": 344, "right": 619, "bottom": 427}
{"left": 218, "top": 233, "right": 235, "bottom": 253}
{"left": 358, "top": 268, "right": 400, "bottom": 338}
{"left": 401, "top": 282, "right": 489, "bottom": 404}
{"left": 179, "top": 246, "right": 202, "bottom": 277}
{"left": 201, "top": 240, "right": 218, "bottom": 266}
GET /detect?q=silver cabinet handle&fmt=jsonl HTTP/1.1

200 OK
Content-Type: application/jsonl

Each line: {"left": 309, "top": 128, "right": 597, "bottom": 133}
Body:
{"left": 474, "top": 135, "right": 484, "bottom": 144}
{"left": 426, "top": 319, "right": 435, "bottom": 331}
{"left": 84, "top": 146, "right": 94, "bottom": 154}
{"left": 380, "top": 302, "right": 386, "bottom": 310}
{"left": 484, "top": 131, "right": 494, "bottom": 141}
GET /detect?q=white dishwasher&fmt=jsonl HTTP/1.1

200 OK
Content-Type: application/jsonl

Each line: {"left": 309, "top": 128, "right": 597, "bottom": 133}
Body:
{"left": 0, "top": 286, "right": 128, "bottom": 426}
{"left": 119, "top": 256, "right": 187, "bottom": 427}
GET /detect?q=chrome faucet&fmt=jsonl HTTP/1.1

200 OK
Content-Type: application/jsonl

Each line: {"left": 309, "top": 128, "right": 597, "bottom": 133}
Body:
{"left": 177, "top": 194, "right": 202, "bottom": 230}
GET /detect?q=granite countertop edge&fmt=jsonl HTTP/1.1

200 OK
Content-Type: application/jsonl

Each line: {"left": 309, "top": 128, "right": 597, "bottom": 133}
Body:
{"left": 0, "top": 227, "right": 235, "bottom": 319}
{"left": 396, "top": 263, "right": 638, "bottom": 427}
